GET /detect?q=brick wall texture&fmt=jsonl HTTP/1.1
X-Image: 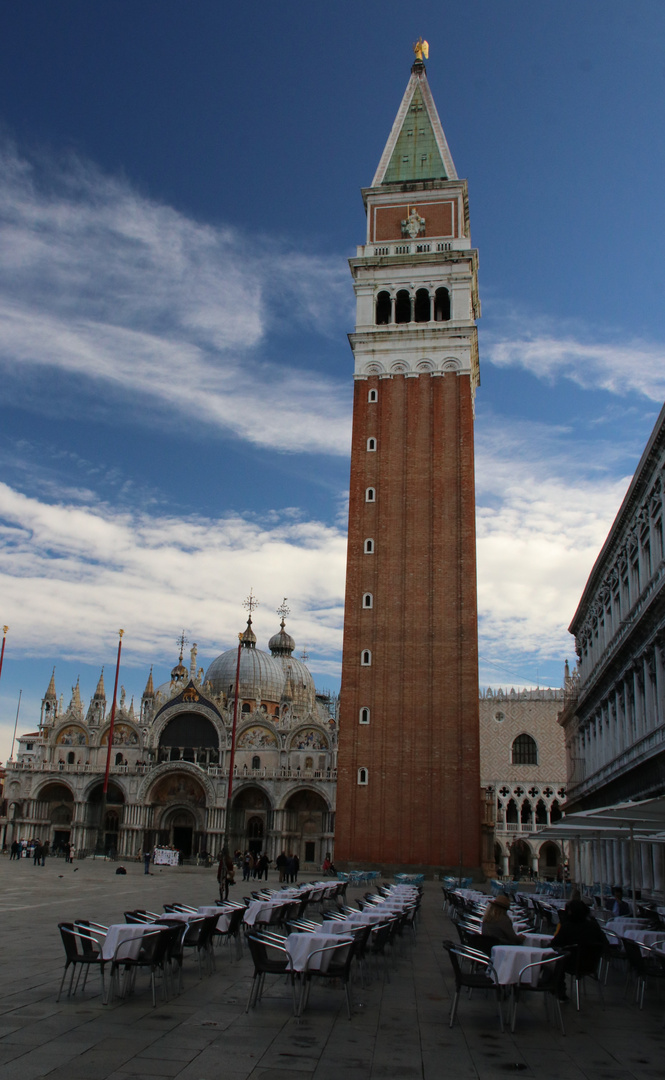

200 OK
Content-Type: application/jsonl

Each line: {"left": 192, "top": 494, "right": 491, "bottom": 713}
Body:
{"left": 335, "top": 370, "right": 482, "bottom": 869}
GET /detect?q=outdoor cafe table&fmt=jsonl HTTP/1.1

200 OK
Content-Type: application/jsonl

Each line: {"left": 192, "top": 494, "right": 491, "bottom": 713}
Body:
{"left": 244, "top": 899, "right": 289, "bottom": 926}
{"left": 605, "top": 917, "right": 651, "bottom": 934}
{"left": 326, "top": 912, "right": 388, "bottom": 931}
{"left": 522, "top": 932, "right": 554, "bottom": 948}
{"left": 490, "top": 944, "right": 557, "bottom": 987}
{"left": 285, "top": 931, "right": 353, "bottom": 972}
{"left": 621, "top": 928, "right": 665, "bottom": 952}
{"left": 197, "top": 904, "right": 236, "bottom": 932}
{"left": 101, "top": 922, "right": 169, "bottom": 961}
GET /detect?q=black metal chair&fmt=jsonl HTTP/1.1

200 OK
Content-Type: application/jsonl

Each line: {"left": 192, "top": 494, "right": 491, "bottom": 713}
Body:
{"left": 442, "top": 940, "right": 503, "bottom": 1031}
{"left": 510, "top": 953, "right": 567, "bottom": 1035}
{"left": 213, "top": 905, "right": 245, "bottom": 959}
{"left": 296, "top": 938, "right": 357, "bottom": 1019}
{"left": 56, "top": 923, "right": 108, "bottom": 1002}
{"left": 621, "top": 937, "right": 665, "bottom": 1008}
{"left": 181, "top": 915, "right": 218, "bottom": 979}
{"left": 245, "top": 933, "right": 296, "bottom": 1012}
{"left": 109, "top": 926, "right": 177, "bottom": 1007}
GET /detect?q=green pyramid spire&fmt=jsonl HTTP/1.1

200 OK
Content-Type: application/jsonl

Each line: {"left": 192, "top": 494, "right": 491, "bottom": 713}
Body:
{"left": 382, "top": 83, "right": 447, "bottom": 183}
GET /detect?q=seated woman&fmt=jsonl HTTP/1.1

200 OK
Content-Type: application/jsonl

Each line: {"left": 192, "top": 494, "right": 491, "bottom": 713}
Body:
{"left": 481, "top": 894, "right": 525, "bottom": 945}
{"left": 551, "top": 899, "right": 607, "bottom": 1001}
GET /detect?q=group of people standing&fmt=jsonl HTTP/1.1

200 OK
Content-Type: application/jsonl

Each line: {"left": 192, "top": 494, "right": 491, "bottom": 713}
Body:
{"left": 275, "top": 851, "right": 300, "bottom": 883}
{"left": 241, "top": 851, "right": 270, "bottom": 881}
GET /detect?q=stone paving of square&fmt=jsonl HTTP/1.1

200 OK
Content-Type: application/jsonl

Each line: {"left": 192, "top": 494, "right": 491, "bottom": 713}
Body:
{"left": 0, "top": 856, "right": 664, "bottom": 1080}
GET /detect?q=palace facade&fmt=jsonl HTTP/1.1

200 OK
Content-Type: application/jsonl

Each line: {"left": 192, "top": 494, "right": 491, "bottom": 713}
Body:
{"left": 559, "top": 401, "right": 665, "bottom": 896}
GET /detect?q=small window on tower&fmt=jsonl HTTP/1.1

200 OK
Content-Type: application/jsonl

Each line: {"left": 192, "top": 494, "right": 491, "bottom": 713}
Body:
{"left": 364, "top": 538, "right": 374, "bottom": 553}
{"left": 358, "top": 767, "right": 368, "bottom": 785}
{"left": 365, "top": 487, "right": 375, "bottom": 503}
{"left": 368, "top": 389, "right": 378, "bottom": 403}
{"left": 395, "top": 290, "right": 411, "bottom": 323}
{"left": 362, "top": 593, "right": 373, "bottom": 609}
{"left": 359, "top": 707, "right": 370, "bottom": 724}
{"left": 434, "top": 287, "right": 451, "bottom": 322}
{"left": 375, "top": 291, "right": 391, "bottom": 325}
{"left": 361, "top": 650, "right": 372, "bottom": 666}
{"left": 414, "top": 288, "right": 431, "bottom": 323}
{"left": 367, "top": 438, "right": 376, "bottom": 451}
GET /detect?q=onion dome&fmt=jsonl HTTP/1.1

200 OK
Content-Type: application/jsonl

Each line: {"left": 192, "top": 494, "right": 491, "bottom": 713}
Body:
{"left": 171, "top": 657, "right": 188, "bottom": 681}
{"left": 269, "top": 617, "right": 295, "bottom": 657}
{"left": 240, "top": 616, "right": 257, "bottom": 648}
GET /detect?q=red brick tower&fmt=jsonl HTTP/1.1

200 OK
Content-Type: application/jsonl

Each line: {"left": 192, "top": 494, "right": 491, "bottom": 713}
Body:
{"left": 335, "top": 54, "right": 482, "bottom": 873}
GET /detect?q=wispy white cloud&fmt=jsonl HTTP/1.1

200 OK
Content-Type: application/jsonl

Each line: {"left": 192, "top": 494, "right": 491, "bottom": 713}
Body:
{"left": 475, "top": 415, "right": 631, "bottom": 673}
{"left": 0, "top": 482, "right": 347, "bottom": 677}
{"left": 0, "top": 142, "right": 352, "bottom": 454}
{"left": 483, "top": 315, "right": 665, "bottom": 401}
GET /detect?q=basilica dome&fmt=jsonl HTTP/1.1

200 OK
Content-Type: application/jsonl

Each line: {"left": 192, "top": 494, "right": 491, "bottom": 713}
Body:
{"left": 203, "top": 616, "right": 316, "bottom": 710}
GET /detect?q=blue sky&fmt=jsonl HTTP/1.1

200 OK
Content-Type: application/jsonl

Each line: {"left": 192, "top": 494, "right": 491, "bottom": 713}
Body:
{"left": 1, "top": 1, "right": 664, "bottom": 759}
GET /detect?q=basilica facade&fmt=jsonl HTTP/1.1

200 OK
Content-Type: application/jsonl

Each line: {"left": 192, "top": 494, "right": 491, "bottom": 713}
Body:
{"left": 1, "top": 615, "right": 337, "bottom": 865}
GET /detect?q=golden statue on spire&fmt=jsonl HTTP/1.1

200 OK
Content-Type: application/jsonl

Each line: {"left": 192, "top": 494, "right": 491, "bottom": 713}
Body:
{"left": 413, "top": 37, "right": 429, "bottom": 62}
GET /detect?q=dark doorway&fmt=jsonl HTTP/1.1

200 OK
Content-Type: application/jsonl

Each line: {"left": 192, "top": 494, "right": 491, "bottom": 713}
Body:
{"left": 305, "top": 841, "right": 315, "bottom": 862}
{"left": 173, "top": 826, "right": 193, "bottom": 857}
{"left": 53, "top": 829, "right": 70, "bottom": 852}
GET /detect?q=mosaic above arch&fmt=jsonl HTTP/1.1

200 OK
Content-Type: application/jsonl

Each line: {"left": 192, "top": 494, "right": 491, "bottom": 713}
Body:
{"left": 149, "top": 773, "right": 206, "bottom": 807}
{"left": 289, "top": 727, "right": 329, "bottom": 751}
{"left": 101, "top": 724, "right": 139, "bottom": 746}
{"left": 55, "top": 725, "right": 88, "bottom": 746}
{"left": 237, "top": 726, "right": 278, "bottom": 749}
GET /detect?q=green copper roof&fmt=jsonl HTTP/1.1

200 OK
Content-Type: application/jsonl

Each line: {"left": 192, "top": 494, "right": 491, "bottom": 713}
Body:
{"left": 382, "top": 84, "right": 447, "bottom": 184}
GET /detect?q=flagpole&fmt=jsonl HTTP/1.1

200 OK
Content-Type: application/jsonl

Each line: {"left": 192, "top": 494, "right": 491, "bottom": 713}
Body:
{"left": 96, "top": 630, "right": 124, "bottom": 856}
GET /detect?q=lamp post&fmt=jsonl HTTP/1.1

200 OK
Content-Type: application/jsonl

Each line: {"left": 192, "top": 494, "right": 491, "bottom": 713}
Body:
{"left": 96, "top": 630, "right": 124, "bottom": 857}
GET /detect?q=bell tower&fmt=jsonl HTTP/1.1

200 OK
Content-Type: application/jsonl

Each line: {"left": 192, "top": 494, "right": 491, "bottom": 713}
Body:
{"left": 335, "top": 51, "right": 482, "bottom": 873}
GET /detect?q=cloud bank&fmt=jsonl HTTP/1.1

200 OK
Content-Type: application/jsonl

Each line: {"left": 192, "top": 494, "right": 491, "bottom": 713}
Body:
{"left": 0, "top": 142, "right": 352, "bottom": 454}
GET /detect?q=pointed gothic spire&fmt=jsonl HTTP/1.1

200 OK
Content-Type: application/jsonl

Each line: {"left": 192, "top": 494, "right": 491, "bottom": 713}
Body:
{"left": 93, "top": 667, "right": 106, "bottom": 699}
{"left": 371, "top": 58, "right": 457, "bottom": 186}
{"left": 44, "top": 667, "right": 57, "bottom": 700}
{"left": 70, "top": 677, "right": 83, "bottom": 717}
{"left": 128, "top": 696, "right": 135, "bottom": 720}
{"left": 143, "top": 666, "right": 154, "bottom": 697}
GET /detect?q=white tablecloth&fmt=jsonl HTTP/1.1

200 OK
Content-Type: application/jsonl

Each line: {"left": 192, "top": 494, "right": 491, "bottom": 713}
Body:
{"left": 244, "top": 899, "right": 288, "bottom": 926}
{"left": 605, "top": 918, "right": 651, "bottom": 934}
{"left": 101, "top": 923, "right": 168, "bottom": 961}
{"left": 622, "top": 928, "right": 665, "bottom": 951}
{"left": 153, "top": 848, "right": 179, "bottom": 866}
{"left": 522, "top": 932, "right": 554, "bottom": 948}
{"left": 285, "top": 932, "right": 352, "bottom": 972}
{"left": 491, "top": 945, "right": 556, "bottom": 986}
{"left": 197, "top": 905, "right": 235, "bottom": 932}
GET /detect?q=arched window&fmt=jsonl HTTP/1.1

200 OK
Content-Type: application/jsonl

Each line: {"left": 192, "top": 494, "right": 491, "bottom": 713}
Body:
{"left": 520, "top": 801, "right": 532, "bottom": 826}
{"left": 359, "top": 707, "right": 370, "bottom": 724}
{"left": 361, "top": 650, "right": 371, "bottom": 666}
{"left": 114, "top": 752, "right": 123, "bottom": 766}
{"left": 241, "top": 702, "right": 251, "bottom": 713}
{"left": 362, "top": 592, "right": 373, "bottom": 608}
{"left": 535, "top": 799, "right": 548, "bottom": 825}
{"left": 375, "top": 290, "right": 391, "bottom": 325}
{"left": 414, "top": 287, "right": 431, "bottom": 322}
{"left": 505, "top": 798, "right": 518, "bottom": 824}
{"left": 357, "top": 767, "right": 368, "bottom": 785}
{"left": 67, "top": 751, "right": 75, "bottom": 765}
{"left": 395, "top": 289, "right": 411, "bottom": 323}
{"left": 550, "top": 799, "right": 562, "bottom": 823}
{"left": 367, "top": 437, "right": 376, "bottom": 451}
{"left": 251, "top": 755, "right": 260, "bottom": 770}
{"left": 365, "top": 487, "right": 375, "bottom": 502}
{"left": 512, "top": 734, "right": 538, "bottom": 765}
{"left": 434, "top": 287, "right": 451, "bottom": 321}
{"left": 368, "top": 389, "right": 378, "bottom": 403}
{"left": 364, "top": 538, "right": 374, "bottom": 553}
{"left": 305, "top": 756, "right": 314, "bottom": 770}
